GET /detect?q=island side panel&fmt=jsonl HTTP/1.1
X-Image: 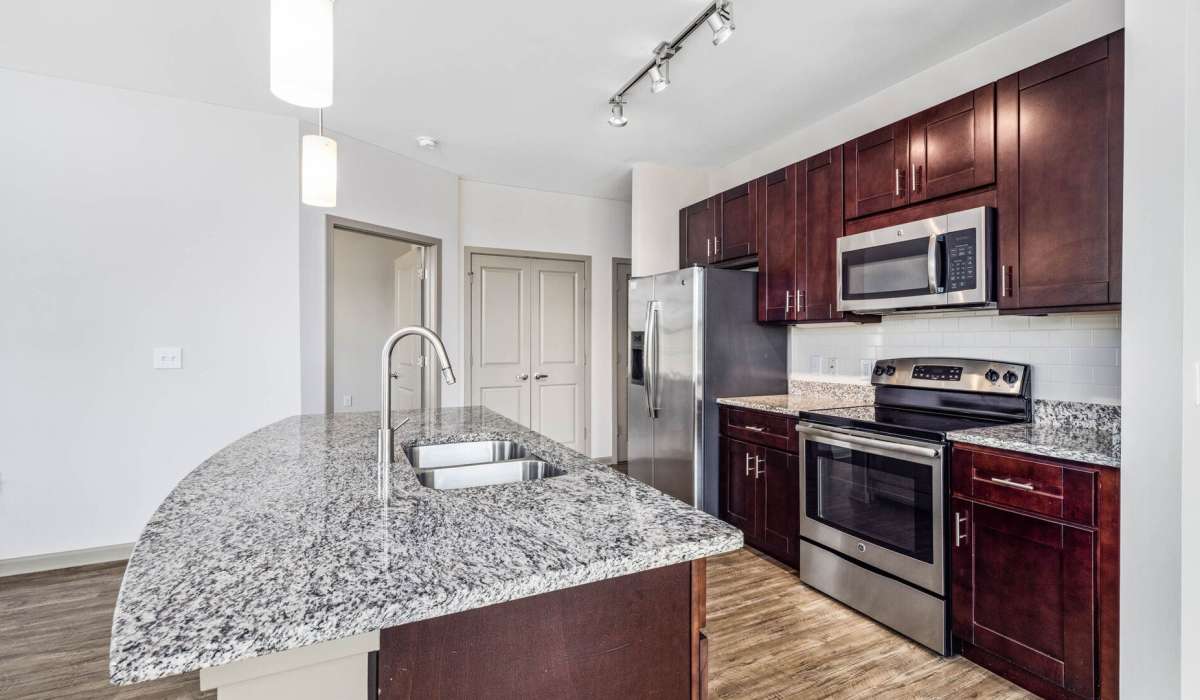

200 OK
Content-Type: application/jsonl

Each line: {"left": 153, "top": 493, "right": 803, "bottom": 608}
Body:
{"left": 378, "top": 561, "right": 702, "bottom": 699}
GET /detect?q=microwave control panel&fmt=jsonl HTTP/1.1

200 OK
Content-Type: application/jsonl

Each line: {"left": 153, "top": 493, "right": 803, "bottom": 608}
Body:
{"left": 944, "top": 228, "right": 977, "bottom": 292}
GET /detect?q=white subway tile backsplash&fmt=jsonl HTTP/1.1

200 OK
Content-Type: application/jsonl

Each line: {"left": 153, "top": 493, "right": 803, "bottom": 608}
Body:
{"left": 789, "top": 311, "right": 1121, "bottom": 403}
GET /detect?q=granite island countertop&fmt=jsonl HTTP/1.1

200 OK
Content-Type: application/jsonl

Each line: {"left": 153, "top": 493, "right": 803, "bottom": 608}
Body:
{"left": 109, "top": 407, "right": 742, "bottom": 685}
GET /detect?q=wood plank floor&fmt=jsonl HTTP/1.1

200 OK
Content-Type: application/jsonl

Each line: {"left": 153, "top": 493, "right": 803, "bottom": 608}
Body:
{"left": 0, "top": 549, "right": 1032, "bottom": 699}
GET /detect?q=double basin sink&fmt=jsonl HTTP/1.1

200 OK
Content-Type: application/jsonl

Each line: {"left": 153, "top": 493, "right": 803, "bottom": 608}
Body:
{"left": 404, "top": 440, "right": 565, "bottom": 490}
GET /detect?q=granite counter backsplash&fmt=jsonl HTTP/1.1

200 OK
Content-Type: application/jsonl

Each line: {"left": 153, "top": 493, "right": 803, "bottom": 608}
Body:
{"left": 948, "top": 399, "right": 1120, "bottom": 468}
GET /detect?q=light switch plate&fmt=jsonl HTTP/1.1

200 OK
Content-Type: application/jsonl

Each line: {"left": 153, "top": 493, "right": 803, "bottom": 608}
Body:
{"left": 343, "top": 395, "right": 353, "bottom": 408}
{"left": 860, "top": 359, "right": 874, "bottom": 377}
{"left": 825, "top": 357, "right": 839, "bottom": 374}
{"left": 153, "top": 347, "right": 182, "bottom": 369}
{"left": 809, "top": 355, "right": 822, "bottom": 374}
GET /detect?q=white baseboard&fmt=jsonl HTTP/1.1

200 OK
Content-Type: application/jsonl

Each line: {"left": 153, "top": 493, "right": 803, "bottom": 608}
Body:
{"left": 0, "top": 542, "right": 134, "bottom": 578}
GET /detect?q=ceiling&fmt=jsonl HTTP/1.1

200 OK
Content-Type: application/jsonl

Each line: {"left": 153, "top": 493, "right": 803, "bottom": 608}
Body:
{"left": 0, "top": 0, "right": 1067, "bottom": 201}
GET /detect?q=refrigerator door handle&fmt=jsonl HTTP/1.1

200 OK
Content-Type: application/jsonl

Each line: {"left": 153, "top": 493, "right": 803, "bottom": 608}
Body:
{"left": 644, "top": 301, "right": 661, "bottom": 418}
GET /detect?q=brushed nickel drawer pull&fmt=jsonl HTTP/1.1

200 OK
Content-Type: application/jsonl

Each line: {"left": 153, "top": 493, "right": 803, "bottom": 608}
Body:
{"left": 744, "top": 425, "right": 766, "bottom": 432}
{"left": 990, "top": 476, "right": 1035, "bottom": 491}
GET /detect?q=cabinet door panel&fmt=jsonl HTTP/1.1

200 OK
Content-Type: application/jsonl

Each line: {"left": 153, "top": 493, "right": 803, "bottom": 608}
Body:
{"left": 844, "top": 121, "right": 909, "bottom": 218}
{"left": 680, "top": 198, "right": 716, "bottom": 267}
{"left": 799, "top": 147, "right": 844, "bottom": 322}
{"left": 721, "top": 438, "right": 758, "bottom": 540}
{"left": 997, "top": 32, "right": 1122, "bottom": 311}
{"left": 911, "top": 85, "right": 995, "bottom": 202}
{"left": 757, "top": 447, "right": 798, "bottom": 566}
{"left": 718, "top": 181, "right": 757, "bottom": 261}
{"left": 964, "top": 502, "right": 1096, "bottom": 697}
{"left": 757, "top": 166, "right": 799, "bottom": 322}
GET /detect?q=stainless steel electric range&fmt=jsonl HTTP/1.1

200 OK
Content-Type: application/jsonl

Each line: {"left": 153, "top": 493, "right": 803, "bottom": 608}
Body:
{"left": 796, "top": 357, "right": 1031, "bottom": 655}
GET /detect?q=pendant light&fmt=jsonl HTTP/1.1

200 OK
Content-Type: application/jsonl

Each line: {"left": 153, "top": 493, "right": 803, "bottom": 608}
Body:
{"left": 270, "top": 0, "right": 334, "bottom": 108}
{"left": 302, "top": 110, "right": 337, "bottom": 207}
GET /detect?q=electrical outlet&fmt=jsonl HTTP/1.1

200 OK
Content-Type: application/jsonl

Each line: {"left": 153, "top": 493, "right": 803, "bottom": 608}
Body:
{"left": 809, "top": 355, "right": 823, "bottom": 374}
{"left": 860, "top": 359, "right": 874, "bottom": 377}
{"left": 153, "top": 347, "right": 182, "bottom": 369}
{"left": 343, "top": 395, "right": 353, "bottom": 408}
{"left": 825, "top": 357, "right": 839, "bottom": 374}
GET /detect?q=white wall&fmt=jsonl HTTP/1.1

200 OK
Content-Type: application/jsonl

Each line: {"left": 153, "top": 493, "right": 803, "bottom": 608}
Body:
{"left": 298, "top": 124, "right": 462, "bottom": 414}
{"left": 458, "top": 179, "right": 631, "bottom": 460}
{"left": 0, "top": 69, "right": 301, "bottom": 559}
{"left": 790, "top": 311, "right": 1121, "bottom": 404}
{"left": 1122, "top": 0, "right": 1188, "bottom": 696}
{"left": 1182, "top": 2, "right": 1200, "bottom": 694}
{"left": 630, "top": 163, "right": 711, "bottom": 276}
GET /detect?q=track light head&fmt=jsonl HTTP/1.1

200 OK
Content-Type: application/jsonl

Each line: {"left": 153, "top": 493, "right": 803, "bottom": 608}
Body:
{"left": 608, "top": 98, "right": 628, "bottom": 127}
{"left": 707, "top": 2, "right": 735, "bottom": 46}
{"left": 649, "top": 62, "right": 670, "bottom": 93}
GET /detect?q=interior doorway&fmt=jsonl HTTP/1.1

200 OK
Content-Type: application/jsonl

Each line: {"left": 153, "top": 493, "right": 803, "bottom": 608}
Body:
{"left": 611, "top": 258, "right": 632, "bottom": 466}
{"left": 325, "top": 216, "right": 442, "bottom": 414}
{"left": 465, "top": 248, "right": 591, "bottom": 454}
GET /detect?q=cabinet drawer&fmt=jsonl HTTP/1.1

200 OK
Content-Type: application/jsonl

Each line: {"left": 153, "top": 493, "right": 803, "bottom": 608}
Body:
{"left": 720, "top": 406, "right": 795, "bottom": 452}
{"left": 951, "top": 445, "right": 1096, "bottom": 527}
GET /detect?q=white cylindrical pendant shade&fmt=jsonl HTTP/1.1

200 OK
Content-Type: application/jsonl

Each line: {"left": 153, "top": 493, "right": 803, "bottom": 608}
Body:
{"left": 301, "top": 134, "right": 337, "bottom": 207}
{"left": 270, "top": 0, "right": 334, "bottom": 108}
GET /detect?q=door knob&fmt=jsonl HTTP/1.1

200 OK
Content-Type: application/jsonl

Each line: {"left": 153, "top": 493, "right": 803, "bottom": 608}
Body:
{"left": 516, "top": 373, "right": 529, "bottom": 381}
{"left": 534, "top": 372, "right": 549, "bottom": 380}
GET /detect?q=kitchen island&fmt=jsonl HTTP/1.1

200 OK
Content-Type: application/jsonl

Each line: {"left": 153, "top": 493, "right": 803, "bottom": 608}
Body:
{"left": 109, "top": 407, "right": 741, "bottom": 698}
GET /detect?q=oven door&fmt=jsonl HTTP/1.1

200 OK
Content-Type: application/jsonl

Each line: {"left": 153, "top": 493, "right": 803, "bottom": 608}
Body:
{"left": 797, "top": 423, "right": 944, "bottom": 594}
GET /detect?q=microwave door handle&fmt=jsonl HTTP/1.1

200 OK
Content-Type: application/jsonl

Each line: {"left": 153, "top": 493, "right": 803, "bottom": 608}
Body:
{"left": 927, "top": 234, "right": 939, "bottom": 293}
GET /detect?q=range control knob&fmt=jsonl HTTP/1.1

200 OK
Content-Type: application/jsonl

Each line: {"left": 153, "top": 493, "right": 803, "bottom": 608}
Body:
{"left": 1003, "top": 370, "right": 1020, "bottom": 385}
{"left": 885, "top": 365, "right": 897, "bottom": 376}
{"left": 873, "top": 366, "right": 885, "bottom": 377}
{"left": 984, "top": 369, "right": 1000, "bottom": 383}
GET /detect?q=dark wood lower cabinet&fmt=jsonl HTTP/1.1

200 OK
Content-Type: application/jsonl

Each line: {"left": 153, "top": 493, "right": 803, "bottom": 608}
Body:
{"left": 951, "top": 443, "right": 1119, "bottom": 700}
{"left": 719, "top": 409, "right": 800, "bottom": 569}
{"left": 378, "top": 560, "right": 708, "bottom": 699}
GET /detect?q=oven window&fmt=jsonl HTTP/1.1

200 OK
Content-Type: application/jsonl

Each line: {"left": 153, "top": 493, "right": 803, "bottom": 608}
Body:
{"left": 841, "top": 237, "right": 943, "bottom": 300}
{"left": 805, "top": 441, "right": 934, "bottom": 563}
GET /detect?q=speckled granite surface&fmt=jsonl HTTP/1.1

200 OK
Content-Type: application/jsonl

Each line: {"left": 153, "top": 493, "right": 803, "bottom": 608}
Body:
{"left": 719, "top": 380, "right": 874, "bottom": 416}
{"left": 948, "top": 400, "right": 1121, "bottom": 468}
{"left": 109, "top": 407, "right": 742, "bottom": 685}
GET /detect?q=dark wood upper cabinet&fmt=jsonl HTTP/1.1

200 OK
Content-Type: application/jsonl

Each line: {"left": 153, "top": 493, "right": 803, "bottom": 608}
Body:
{"left": 910, "top": 85, "right": 996, "bottom": 203}
{"left": 798, "top": 148, "right": 844, "bottom": 322}
{"left": 997, "top": 31, "right": 1123, "bottom": 311}
{"left": 679, "top": 197, "right": 717, "bottom": 268}
{"left": 757, "top": 166, "right": 799, "bottom": 322}
{"left": 952, "top": 498, "right": 1097, "bottom": 698}
{"left": 844, "top": 120, "right": 910, "bottom": 218}
{"left": 716, "top": 181, "right": 758, "bottom": 261}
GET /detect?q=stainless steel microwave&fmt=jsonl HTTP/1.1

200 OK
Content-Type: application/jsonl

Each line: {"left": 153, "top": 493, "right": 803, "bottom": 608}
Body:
{"left": 837, "top": 206, "right": 994, "bottom": 313}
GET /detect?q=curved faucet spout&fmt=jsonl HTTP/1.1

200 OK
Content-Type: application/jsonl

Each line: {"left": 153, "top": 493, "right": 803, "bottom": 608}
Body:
{"left": 378, "top": 326, "right": 456, "bottom": 500}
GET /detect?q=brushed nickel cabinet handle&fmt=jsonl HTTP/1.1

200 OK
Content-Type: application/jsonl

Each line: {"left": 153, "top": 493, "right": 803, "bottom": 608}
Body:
{"left": 955, "top": 512, "right": 968, "bottom": 546}
{"left": 895, "top": 168, "right": 902, "bottom": 196}
{"left": 797, "top": 289, "right": 806, "bottom": 311}
{"left": 990, "top": 476, "right": 1035, "bottom": 491}
{"left": 714, "top": 236, "right": 720, "bottom": 255}
{"left": 744, "top": 452, "right": 752, "bottom": 476}
{"left": 755, "top": 455, "right": 764, "bottom": 478}
{"left": 1001, "top": 265, "right": 1013, "bottom": 298}
{"left": 706, "top": 238, "right": 711, "bottom": 260}
{"left": 912, "top": 163, "right": 922, "bottom": 193}
{"left": 784, "top": 290, "right": 790, "bottom": 315}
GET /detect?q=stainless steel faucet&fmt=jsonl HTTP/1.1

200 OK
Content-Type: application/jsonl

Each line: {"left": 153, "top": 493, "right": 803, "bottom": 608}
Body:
{"left": 378, "top": 326, "right": 456, "bottom": 500}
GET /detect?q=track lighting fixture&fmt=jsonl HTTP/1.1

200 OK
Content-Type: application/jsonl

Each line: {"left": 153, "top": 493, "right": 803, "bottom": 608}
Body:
{"left": 608, "top": 98, "right": 628, "bottom": 127}
{"left": 706, "top": 1, "right": 735, "bottom": 46}
{"left": 605, "top": 1, "right": 738, "bottom": 126}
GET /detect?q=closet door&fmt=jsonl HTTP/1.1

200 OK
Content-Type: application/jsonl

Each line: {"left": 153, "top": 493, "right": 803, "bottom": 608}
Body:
{"left": 529, "top": 257, "right": 588, "bottom": 452}
{"left": 470, "top": 254, "right": 532, "bottom": 426}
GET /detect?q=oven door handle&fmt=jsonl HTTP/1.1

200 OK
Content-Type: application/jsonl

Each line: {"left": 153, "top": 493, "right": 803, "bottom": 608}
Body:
{"left": 796, "top": 423, "right": 942, "bottom": 460}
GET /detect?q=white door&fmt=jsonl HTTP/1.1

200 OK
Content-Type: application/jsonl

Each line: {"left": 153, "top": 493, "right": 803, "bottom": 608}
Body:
{"left": 614, "top": 261, "right": 632, "bottom": 462}
{"left": 390, "top": 246, "right": 425, "bottom": 411}
{"left": 529, "top": 257, "right": 588, "bottom": 451}
{"left": 470, "top": 255, "right": 531, "bottom": 426}
{"left": 470, "top": 253, "right": 588, "bottom": 451}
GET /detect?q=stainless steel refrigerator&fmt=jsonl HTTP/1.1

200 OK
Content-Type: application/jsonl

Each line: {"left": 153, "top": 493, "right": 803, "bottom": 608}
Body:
{"left": 628, "top": 267, "right": 788, "bottom": 515}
